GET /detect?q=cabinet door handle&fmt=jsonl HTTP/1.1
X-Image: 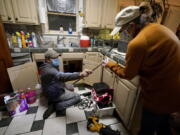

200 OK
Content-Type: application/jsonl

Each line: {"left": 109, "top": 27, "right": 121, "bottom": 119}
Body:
{"left": 15, "top": 18, "right": 18, "bottom": 21}
{"left": 8, "top": 17, "right": 11, "bottom": 20}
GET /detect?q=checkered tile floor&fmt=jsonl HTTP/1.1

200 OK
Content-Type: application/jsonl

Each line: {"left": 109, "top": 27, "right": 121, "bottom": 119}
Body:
{"left": 0, "top": 86, "right": 128, "bottom": 135}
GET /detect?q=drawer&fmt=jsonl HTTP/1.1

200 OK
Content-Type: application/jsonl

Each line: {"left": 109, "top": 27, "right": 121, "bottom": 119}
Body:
{"left": 32, "top": 53, "right": 45, "bottom": 61}
{"left": 62, "top": 53, "right": 84, "bottom": 60}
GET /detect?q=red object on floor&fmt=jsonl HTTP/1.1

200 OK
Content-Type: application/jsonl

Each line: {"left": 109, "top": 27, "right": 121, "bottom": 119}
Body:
{"left": 26, "top": 90, "right": 37, "bottom": 104}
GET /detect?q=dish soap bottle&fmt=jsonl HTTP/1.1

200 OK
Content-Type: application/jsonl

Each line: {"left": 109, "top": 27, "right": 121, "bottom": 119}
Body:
{"left": 16, "top": 32, "right": 22, "bottom": 48}
{"left": 21, "top": 31, "right": 26, "bottom": 48}
{"left": 68, "top": 24, "right": 72, "bottom": 34}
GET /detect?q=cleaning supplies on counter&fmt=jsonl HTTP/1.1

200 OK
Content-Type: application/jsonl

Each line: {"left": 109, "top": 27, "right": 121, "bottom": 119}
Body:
{"left": 9, "top": 31, "right": 38, "bottom": 48}
{"left": 68, "top": 23, "right": 73, "bottom": 34}
{"left": 16, "top": 32, "right": 22, "bottom": 48}
{"left": 21, "top": 31, "right": 27, "bottom": 48}
{"left": 31, "top": 32, "right": 38, "bottom": 48}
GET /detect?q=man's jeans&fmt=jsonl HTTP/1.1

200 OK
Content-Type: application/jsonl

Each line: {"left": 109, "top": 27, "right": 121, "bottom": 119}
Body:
{"left": 55, "top": 90, "right": 81, "bottom": 111}
{"left": 139, "top": 107, "right": 172, "bottom": 135}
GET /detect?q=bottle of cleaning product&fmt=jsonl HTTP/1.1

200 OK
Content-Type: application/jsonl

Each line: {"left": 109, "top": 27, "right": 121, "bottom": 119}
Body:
{"left": 68, "top": 23, "right": 72, "bottom": 34}
{"left": 32, "top": 32, "right": 38, "bottom": 48}
{"left": 16, "top": 32, "right": 22, "bottom": 48}
{"left": 12, "top": 34, "right": 18, "bottom": 48}
{"left": 59, "top": 25, "right": 64, "bottom": 33}
{"left": 20, "top": 31, "right": 26, "bottom": 48}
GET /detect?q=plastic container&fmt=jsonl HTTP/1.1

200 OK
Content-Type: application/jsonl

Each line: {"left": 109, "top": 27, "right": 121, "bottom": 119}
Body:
{"left": 4, "top": 93, "right": 28, "bottom": 117}
{"left": 26, "top": 90, "right": 37, "bottom": 104}
{"left": 80, "top": 35, "right": 90, "bottom": 47}
{"left": 96, "top": 103, "right": 115, "bottom": 118}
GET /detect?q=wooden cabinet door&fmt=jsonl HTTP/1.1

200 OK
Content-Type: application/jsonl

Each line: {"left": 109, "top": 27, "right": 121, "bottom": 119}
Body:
{"left": 163, "top": 6, "right": 180, "bottom": 32}
{"left": 102, "top": 0, "right": 118, "bottom": 29}
{"left": 0, "top": 0, "right": 14, "bottom": 22}
{"left": 83, "top": 60, "right": 102, "bottom": 86}
{"left": 84, "top": 52, "right": 100, "bottom": 63}
{"left": 0, "top": 18, "right": 13, "bottom": 97}
{"left": 113, "top": 76, "right": 137, "bottom": 126}
{"left": 7, "top": 62, "right": 39, "bottom": 91}
{"left": 85, "top": 0, "right": 103, "bottom": 27}
{"left": 102, "top": 68, "right": 114, "bottom": 88}
{"left": 12, "top": 0, "right": 38, "bottom": 24}
{"left": 83, "top": 52, "right": 103, "bottom": 85}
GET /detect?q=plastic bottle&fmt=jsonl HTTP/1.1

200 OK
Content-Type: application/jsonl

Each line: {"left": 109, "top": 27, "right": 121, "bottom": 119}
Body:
{"left": 68, "top": 24, "right": 73, "bottom": 34}
{"left": 59, "top": 25, "right": 64, "bottom": 33}
{"left": 32, "top": 32, "right": 38, "bottom": 48}
{"left": 16, "top": 32, "right": 22, "bottom": 48}
{"left": 20, "top": 31, "right": 26, "bottom": 48}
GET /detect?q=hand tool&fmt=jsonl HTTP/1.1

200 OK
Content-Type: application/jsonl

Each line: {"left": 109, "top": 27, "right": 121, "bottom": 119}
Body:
{"left": 73, "top": 62, "right": 102, "bottom": 84}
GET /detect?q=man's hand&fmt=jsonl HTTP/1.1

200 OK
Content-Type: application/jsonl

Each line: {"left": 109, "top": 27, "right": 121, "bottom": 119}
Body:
{"left": 80, "top": 69, "right": 92, "bottom": 77}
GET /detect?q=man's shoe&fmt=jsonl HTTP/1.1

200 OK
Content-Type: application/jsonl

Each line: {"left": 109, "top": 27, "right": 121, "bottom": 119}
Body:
{"left": 43, "top": 104, "right": 55, "bottom": 119}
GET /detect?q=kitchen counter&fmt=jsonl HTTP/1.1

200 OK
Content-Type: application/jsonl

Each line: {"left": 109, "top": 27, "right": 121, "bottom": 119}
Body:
{"left": 10, "top": 47, "right": 126, "bottom": 66}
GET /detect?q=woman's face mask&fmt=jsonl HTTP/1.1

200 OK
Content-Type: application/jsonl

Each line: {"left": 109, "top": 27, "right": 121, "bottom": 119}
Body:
{"left": 51, "top": 58, "right": 60, "bottom": 67}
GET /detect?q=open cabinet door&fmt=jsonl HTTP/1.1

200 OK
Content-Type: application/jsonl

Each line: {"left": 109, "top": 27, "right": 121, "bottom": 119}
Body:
{"left": 7, "top": 62, "right": 39, "bottom": 92}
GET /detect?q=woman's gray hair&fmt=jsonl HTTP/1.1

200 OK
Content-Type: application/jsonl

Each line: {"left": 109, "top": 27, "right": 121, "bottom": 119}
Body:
{"left": 132, "top": 2, "right": 163, "bottom": 27}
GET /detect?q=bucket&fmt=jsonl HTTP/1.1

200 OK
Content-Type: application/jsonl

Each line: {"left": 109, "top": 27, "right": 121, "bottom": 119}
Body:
{"left": 80, "top": 35, "right": 90, "bottom": 47}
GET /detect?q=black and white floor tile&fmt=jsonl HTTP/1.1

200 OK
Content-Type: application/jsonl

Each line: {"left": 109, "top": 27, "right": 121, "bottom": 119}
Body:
{"left": 0, "top": 86, "right": 128, "bottom": 135}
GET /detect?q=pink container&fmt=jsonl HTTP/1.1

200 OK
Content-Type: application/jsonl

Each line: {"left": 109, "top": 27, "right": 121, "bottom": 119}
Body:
{"left": 26, "top": 90, "right": 37, "bottom": 104}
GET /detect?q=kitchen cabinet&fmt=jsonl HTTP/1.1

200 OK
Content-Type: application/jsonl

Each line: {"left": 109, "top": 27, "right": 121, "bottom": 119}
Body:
{"left": 101, "top": 0, "right": 119, "bottom": 28}
{"left": 7, "top": 62, "right": 39, "bottom": 91}
{"left": 102, "top": 68, "right": 115, "bottom": 88}
{"left": 62, "top": 53, "right": 84, "bottom": 60}
{"left": 162, "top": 5, "right": 180, "bottom": 32}
{"left": 83, "top": 61, "right": 102, "bottom": 85}
{"left": 84, "top": 0, "right": 103, "bottom": 28}
{"left": 0, "top": 17, "right": 13, "bottom": 105}
{"left": 84, "top": 0, "right": 118, "bottom": 28}
{"left": 113, "top": 76, "right": 137, "bottom": 126}
{"left": 0, "top": 0, "right": 14, "bottom": 22}
{"left": 0, "top": 0, "right": 39, "bottom": 24}
{"left": 83, "top": 52, "right": 103, "bottom": 85}
{"left": 32, "top": 53, "right": 45, "bottom": 61}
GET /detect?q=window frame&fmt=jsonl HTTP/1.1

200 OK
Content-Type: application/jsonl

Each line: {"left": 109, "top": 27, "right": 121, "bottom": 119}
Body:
{"left": 44, "top": 0, "right": 79, "bottom": 35}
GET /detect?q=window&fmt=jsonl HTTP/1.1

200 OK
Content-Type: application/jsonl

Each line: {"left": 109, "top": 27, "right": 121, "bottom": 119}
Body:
{"left": 47, "top": 0, "right": 77, "bottom": 32}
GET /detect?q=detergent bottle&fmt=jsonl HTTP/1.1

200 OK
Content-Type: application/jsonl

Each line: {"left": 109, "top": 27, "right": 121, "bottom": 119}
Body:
{"left": 16, "top": 32, "right": 22, "bottom": 48}
{"left": 21, "top": 31, "right": 26, "bottom": 48}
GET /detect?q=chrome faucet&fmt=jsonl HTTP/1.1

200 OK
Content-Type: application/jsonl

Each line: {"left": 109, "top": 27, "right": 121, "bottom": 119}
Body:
{"left": 57, "top": 35, "right": 66, "bottom": 44}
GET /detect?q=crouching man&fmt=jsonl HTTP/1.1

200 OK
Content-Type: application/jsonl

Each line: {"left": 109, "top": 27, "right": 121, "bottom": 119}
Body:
{"left": 40, "top": 49, "right": 92, "bottom": 119}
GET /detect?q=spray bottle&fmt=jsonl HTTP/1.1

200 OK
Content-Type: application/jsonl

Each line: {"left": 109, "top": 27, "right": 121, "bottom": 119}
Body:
{"left": 16, "top": 32, "right": 22, "bottom": 48}
{"left": 20, "top": 31, "right": 26, "bottom": 48}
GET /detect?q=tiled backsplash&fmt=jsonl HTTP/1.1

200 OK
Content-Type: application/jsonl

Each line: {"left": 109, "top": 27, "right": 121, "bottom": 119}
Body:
{"left": 4, "top": 24, "right": 42, "bottom": 34}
